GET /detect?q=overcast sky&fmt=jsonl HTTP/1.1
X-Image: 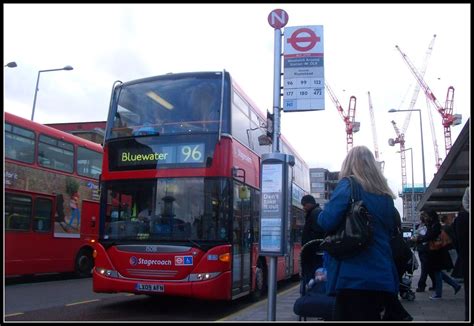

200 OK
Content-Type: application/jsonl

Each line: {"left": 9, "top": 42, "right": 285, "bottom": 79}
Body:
{"left": 4, "top": 3, "right": 471, "bottom": 215}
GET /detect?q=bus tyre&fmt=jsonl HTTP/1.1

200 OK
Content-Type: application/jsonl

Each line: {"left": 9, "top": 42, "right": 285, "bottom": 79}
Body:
{"left": 75, "top": 248, "right": 93, "bottom": 278}
{"left": 250, "top": 263, "right": 266, "bottom": 302}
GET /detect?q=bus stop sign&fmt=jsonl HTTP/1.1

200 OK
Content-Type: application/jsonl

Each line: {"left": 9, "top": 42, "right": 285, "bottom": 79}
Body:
{"left": 268, "top": 9, "right": 288, "bottom": 29}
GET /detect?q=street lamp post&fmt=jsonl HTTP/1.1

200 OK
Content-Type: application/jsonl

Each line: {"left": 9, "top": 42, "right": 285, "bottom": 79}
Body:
{"left": 31, "top": 65, "right": 74, "bottom": 121}
{"left": 388, "top": 108, "right": 426, "bottom": 192}
{"left": 398, "top": 148, "right": 416, "bottom": 229}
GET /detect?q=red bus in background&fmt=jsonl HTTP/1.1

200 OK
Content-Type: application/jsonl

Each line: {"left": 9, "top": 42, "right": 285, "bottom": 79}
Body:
{"left": 93, "top": 71, "right": 310, "bottom": 300}
{"left": 5, "top": 112, "right": 103, "bottom": 277}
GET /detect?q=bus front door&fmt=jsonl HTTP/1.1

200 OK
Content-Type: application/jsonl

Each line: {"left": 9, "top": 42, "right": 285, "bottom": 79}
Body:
{"left": 231, "top": 183, "right": 251, "bottom": 298}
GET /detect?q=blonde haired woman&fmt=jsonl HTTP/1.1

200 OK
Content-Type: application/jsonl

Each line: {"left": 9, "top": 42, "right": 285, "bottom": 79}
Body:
{"left": 318, "top": 146, "right": 399, "bottom": 320}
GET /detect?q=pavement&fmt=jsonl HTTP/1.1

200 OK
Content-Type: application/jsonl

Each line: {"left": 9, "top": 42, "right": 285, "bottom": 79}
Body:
{"left": 220, "top": 256, "right": 468, "bottom": 322}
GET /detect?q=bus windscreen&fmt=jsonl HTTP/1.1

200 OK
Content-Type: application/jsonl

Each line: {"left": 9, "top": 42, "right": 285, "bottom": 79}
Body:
{"left": 102, "top": 178, "right": 230, "bottom": 242}
{"left": 109, "top": 75, "right": 225, "bottom": 139}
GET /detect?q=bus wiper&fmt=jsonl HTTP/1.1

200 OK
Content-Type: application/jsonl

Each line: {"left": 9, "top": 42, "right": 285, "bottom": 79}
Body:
{"left": 134, "top": 131, "right": 160, "bottom": 138}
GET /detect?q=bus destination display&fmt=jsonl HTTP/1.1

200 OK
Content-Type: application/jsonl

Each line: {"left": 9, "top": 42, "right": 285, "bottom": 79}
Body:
{"left": 117, "top": 143, "right": 205, "bottom": 167}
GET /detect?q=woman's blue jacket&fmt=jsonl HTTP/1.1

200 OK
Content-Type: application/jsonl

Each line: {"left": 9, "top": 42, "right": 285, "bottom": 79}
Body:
{"left": 317, "top": 177, "right": 399, "bottom": 295}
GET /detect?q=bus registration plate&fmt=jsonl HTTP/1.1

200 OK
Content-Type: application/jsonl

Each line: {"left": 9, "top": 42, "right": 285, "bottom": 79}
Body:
{"left": 135, "top": 283, "right": 165, "bottom": 292}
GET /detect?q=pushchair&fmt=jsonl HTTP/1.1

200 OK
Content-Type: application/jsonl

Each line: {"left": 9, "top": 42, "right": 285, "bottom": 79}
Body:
{"left": 293, "top": 239, "right": 335, "bottom": 321}
{"left": 397, "top": 243, "right": 419, "bottom": 301}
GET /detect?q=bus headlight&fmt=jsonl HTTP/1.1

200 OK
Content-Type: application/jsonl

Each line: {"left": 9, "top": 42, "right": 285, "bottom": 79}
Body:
{"left": 188, "top": 272, "right": 220, "bottom": 282}
{"left": 96, "top": 267, "right": 119, "bottom": 278}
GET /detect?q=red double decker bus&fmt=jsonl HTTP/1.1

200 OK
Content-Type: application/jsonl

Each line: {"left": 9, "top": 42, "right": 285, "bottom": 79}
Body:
{"left": 93, "top": 71, "right": 310, "bottom": 300}
{"left": 5, "top": 112, "right": 103, "bottom": 277}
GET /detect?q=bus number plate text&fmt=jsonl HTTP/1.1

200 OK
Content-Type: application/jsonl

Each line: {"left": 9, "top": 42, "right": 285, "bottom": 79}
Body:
{"left": 135, "top": 283, "right": 165, "bottom": 292}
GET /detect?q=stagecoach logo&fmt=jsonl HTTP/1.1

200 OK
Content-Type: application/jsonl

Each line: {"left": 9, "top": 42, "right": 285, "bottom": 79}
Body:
{"left": 130, "top": 256, "right": 139, "bottom": 266}
{"left": 129, "top": 256, "right": 172, "bottom": 267}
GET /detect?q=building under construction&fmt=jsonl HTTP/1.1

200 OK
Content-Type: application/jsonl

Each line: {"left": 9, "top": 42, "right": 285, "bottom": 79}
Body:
{"left": 400, "top": 186, "right": 425, "bottom": 224}
{"left": 309, "top": 168, "right": 339, "bottom": 209}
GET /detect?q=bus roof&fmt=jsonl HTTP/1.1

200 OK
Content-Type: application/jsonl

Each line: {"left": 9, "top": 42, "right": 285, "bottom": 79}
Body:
{"left": 119, "top": 71, "right": 224, "bottom": 88}
{"left": 5, "top": 112, "right": 103, "bottom": 152}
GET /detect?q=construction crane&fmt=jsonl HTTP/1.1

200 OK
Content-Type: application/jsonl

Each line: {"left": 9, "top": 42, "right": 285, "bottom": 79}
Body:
{"left": 401, "top": 35, "right": 436, "bottom": 134}
{"left": 390, "top": 35, "right": 436, "bottom": 192}
{"left": 395, "top": 42, "right": 463, "bottom": 156}
{"left": 367, "top": 91, "right": 384, "bottom": 172}
{"left": 425, "top": 96, "right": 443, "bottom": 169}
{"left": 389, "top": 119, "right": 417, "bottom": 221}
{"left": 325, "top": 83, "right": 359, "bottom": 152}
{"left": 389, "top": 120, "right": 407, "bottom": 189}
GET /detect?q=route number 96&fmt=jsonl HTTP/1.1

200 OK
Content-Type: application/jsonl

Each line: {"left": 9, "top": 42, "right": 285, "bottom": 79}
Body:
{"left": 179, "top": 144, "right": 204, "bottom": 162}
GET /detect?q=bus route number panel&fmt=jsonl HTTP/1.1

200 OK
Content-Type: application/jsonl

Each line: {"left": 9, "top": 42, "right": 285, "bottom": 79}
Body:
{"left": 283, "top": 77, "right": 324, "bottom": 111}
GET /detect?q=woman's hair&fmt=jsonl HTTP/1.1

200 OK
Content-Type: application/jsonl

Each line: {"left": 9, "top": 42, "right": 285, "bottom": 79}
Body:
{"left": 339, "top": 145, "right": 396, "bottom": 198}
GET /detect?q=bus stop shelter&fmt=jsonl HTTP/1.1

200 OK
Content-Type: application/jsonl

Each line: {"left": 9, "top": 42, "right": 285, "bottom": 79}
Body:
{"left": 417, "top": 118, "right": 470, "bottom": 213}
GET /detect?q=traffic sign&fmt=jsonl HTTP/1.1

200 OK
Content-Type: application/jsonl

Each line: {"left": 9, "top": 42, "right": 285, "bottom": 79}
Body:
{"left": 268, "top": 9, "right": 288, "bottom": 29}
{"left": 283, "top": 25, "right": 325, "bottom": 112}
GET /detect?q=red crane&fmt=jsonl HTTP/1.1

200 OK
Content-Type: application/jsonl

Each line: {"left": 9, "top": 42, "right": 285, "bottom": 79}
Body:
{"left": 325, "top": 83, "right": 359, "bottom": 152}
{"left": 388, "top": 34, "right": 437, "bottom": 216}
{"left": 390, "top": 34, "right": 436, "bottom": 193}
{"left": 395, "top": 43, "right": 463, "bottom": 156}
{"left": 424, "top": 96, "right": 443, "bottom": 170}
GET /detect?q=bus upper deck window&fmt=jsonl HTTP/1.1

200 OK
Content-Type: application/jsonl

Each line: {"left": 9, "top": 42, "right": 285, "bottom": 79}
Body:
{"left": 188, "top": 82, "right": 219, "bottom": 122}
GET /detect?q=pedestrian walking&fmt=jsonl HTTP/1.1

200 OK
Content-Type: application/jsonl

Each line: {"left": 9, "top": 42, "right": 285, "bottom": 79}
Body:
{"left": 317, "top": 146, "right": 399, "bottom": 321}
{"left": 415, "top": 214, "right": 436, "bottom": 292}
{"left": 448, "top": 213, "right": 463, "bottom": 280}
{"left": 455, "top": 186, "right": 469, "bottom": 321}
{"left": 413, "top": 209, "right": 460, "bottom": 300}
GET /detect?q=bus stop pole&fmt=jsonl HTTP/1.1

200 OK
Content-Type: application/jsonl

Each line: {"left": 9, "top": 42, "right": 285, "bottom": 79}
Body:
{"left": 272, "top": 28, "right": 282, "bottom": 154}
{"left": 267, "top": 25, "right": 282, "bottom": 323}
{"left": 268, "top": 257, "right": 277, "bottom": 321}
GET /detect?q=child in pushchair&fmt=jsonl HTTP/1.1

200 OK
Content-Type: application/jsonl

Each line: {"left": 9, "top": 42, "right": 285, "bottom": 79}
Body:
{"left": 293, "top": 239, "right": 335, "bottom": 321}
{"left": 396, "top": 239, "right": 419, "bottom": 301}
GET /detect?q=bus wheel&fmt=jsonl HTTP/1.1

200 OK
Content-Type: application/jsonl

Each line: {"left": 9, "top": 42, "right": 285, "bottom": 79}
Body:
{"left": 250, "top": 262, "right": 266, "bottom": 302}
{"left": 75, "top": 248, "right": 93, "bottom": 278}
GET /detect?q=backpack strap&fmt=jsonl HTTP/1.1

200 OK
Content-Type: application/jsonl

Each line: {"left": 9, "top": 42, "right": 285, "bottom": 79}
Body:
{"left": 347, "top": 175, "right": 360, "bottom": 202}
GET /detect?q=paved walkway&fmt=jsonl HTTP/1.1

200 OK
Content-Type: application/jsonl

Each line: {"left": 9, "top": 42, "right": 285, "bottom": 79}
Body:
{"left": 220, "top": 259, "right": 468, "bottom": 322}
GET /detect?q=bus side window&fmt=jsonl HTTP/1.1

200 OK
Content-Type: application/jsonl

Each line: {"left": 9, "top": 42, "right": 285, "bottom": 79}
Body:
{"left": 38, "top": 152, "right": 51, "bottom": 167}
{"left": 5, "top": 193, "right": 32, "bottom": 231}
{"left": 5, "top": 122, "right": 35, "bottom": 164}
{"left": 33, "top": 198, "right": 53, "bottom": 232}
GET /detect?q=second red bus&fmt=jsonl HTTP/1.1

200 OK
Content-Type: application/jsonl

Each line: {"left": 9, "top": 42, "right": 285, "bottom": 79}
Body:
{"left": 5, "top": 112, "right": 103, "bottom": 278}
